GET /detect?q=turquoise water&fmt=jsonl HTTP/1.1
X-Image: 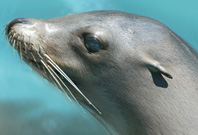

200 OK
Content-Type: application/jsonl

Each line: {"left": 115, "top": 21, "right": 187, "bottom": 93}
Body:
{"left": 0, "top": 0, "right": 197, "bottom": 135}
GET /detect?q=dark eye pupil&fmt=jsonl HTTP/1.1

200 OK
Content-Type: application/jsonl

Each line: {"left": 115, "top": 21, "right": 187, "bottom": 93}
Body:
{"left": 84, "top": 36, "right": 102, "bottom": 53}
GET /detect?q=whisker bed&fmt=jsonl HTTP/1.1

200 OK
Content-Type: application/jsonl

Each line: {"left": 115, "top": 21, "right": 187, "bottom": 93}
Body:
{"left": 6, "top": 29, "right": 101, "bottom": 114}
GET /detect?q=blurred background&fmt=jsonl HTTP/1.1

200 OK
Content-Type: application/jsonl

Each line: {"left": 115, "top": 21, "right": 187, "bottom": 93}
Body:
{"left": 0, "top": 0, "right": 197, "bottom": 135}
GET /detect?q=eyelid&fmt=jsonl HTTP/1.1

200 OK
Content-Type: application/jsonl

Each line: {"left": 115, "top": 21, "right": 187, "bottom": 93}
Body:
{"left": 84, "top": 34, "right": 103, "bottom": 45}
{"left": 85, "top": 36, "right": 101, "bottom": 44}
{"left": 83, "top": 33, "right": 100, "bottom": 41}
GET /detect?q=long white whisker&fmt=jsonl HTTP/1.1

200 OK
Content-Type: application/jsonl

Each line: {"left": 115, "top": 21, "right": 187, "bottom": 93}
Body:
{"left": 47, "top": 65, "right": 74, "bottom": 104}
{"left": 44, "top": 54, "right": 102, "bottom": 114}
{"left": 40, "top": 59, "right": 73, "bottom": 103}
{"left": 47, "top": 62, "right": 86, "bottom": 113}
{"left": 38, "top": 53, "right": 73, "bottom": 103}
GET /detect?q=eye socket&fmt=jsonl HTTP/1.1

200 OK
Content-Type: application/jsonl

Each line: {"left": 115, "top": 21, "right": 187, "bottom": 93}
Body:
{"left": 84, "top": 35, "right": 102, "bottom": 53}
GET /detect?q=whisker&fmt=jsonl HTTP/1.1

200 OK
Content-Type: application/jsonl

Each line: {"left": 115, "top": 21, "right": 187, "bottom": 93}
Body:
{"left": 8, "top": 30, "right": 14, "bottom": 41}
{"left": 30, "top": 52, "right": 44, "bottom": 76}
{"left": 16, "top": 34, "right": 20, "bottom": 50}
{"left": 8, "top": 29, "right": 14, "bottom": 36}
{"left": 12, "top": 39, "right": 17, "bottom": 56}
{"left": 19, "top": 34, "right": 24, "bottom": 60}
{"left": 15, "top": 36, "right": 20, "bottom": 52}
{"left": 8, "top": 37, "right": 12, "bottom": 44}
{"left": 28, "top": 37, "right": 31, "bottom": 50}
{"left": 19, "top": 42, "right": 22, "bottom": 59}
{"left": 30, "top": 52, "right": 37, "bottom": 63}
{"left": 30, "top": 52, "right": 49, "bottom": 80}
{"left": 2, "top": 25, "right": 7, "bottom": 36}
{"left": 38, "top": 53, "right": 87, "bottom": 113}
{"left": 40, "top": 59, "right": 72, "bottom": 103}
{"left": 17, "top": 40, "right": 23, "bottom": 63}
{"left": 45, "top": 54, "right": 80, "bottom": 88}
{"left": 24, "top": 42, "right": 29, "bottom": 62}
{"left": 38, "top": 53, "right": 73, "bottom": 102}
{"left": 9, "top": 36, "right": 13, "bottom": 45}
{"left": 47, "top": 63, "right": 85, "bottom": 111}
{"left": 3, "top": 26, "right": 8, "bottom": 41}
{"left": 13, "top": 34, "right": 18, "bottom": 49}
{"left": 12, "top": 39, "right": 16, "bottom": 50}
{"left": 40, "top": 60, "right": 47, "bottom": 77}
{"left": 10, "top": 33, "right": 16, "bottom": 45}
{"left": 24, "top": 42, "right": 27, "bottom": 54}
{"left": 47, "top": 65, "right": 74, "bottom": 104}
{"left": 44, "top": 54, "right": 102, "bottom": 114}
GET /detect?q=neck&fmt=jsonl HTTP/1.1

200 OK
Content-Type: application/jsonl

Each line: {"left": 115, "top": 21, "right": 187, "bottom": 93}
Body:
{"left": 88, "top": 65, "right": 198, "bottom": 135}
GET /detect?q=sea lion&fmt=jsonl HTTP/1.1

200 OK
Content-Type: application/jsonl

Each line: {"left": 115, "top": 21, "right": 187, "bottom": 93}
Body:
{"left": 5, "top": 10, "right": 198, "bottom": 135}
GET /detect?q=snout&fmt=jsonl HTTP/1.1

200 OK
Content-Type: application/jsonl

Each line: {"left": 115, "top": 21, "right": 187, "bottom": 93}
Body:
{"left": 6, "top": 18, "right": 28, "bottom": 35}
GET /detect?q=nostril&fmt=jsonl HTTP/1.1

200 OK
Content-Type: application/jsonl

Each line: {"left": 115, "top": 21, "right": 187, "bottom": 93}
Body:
{"left": 6, "top": 18, "right": 28, "bottom": 35}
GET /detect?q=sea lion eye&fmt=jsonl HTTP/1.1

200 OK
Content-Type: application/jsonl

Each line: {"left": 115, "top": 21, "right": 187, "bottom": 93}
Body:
{"left": 84, "top": 35, "right": 102, "bottom": 53}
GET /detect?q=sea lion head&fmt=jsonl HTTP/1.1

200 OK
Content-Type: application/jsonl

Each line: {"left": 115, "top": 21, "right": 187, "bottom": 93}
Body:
{"left": 6, "top": 11, "right": 197, "bottom": 135}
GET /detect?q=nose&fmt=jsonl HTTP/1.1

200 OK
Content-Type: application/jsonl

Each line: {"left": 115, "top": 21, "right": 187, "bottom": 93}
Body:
{"left": 6, "top": 18, "right": 28, "bottom": 35}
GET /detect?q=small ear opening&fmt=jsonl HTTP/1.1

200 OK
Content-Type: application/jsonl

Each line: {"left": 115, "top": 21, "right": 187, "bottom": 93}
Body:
{"left": 145, "top": 61, "right": 173, "bottom": 79}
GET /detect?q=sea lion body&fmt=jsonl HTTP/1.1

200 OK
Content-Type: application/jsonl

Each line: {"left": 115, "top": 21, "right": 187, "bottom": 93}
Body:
{"left": 5, "top": 11, "right": 198, "bottom": 135}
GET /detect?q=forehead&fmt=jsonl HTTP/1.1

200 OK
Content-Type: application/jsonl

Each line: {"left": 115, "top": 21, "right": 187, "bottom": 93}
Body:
{"left": 47, "top": 11, "right": 137, "bottom": 27}
{"left": 46, "top": 11, "right": 163, "bottom": 36}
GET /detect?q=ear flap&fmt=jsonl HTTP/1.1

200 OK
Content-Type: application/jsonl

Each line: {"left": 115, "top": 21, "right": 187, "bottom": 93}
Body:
{"left": 145, "top": 60, "right": 173, "bottom": 79}
{"left": 144, "top": 59, "right": 173, "bottom": 88}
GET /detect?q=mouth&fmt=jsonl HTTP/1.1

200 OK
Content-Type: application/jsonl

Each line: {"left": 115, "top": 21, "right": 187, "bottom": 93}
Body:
{"left": 5, "top": 19, "right": 102, "bottom": 115}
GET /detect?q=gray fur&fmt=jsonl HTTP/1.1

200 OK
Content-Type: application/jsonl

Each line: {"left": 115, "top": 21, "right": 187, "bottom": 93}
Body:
{"left": 6, "top": 11, "right": 198, "bottom": 135}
